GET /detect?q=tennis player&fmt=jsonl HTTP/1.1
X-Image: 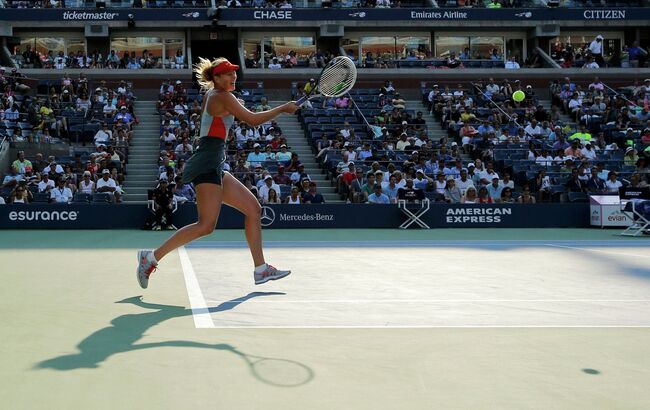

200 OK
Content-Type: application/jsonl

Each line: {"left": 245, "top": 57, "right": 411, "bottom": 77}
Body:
{"left": 136, "top": 57, "right": 299, "bottom": 289}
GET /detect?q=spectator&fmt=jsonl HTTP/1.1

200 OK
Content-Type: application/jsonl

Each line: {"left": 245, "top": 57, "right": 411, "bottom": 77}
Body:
{"left": 368, "top": 184, "right": 390, "bottom": 204}
{"left": 51, "top": 178, "right": 73, "bottom": 204}
{"left": 517, "top": 186, "right": 536, "bottom": 203}
{"left": 505, "top": 56, "right": 520, "bottom": 69}
{"left": 173, "top": 176, "right": 195, "bottom": 203}
{"left": 286, "top": 186, "right": 302, "bottom": 204}
{"left": 587, "top": 168, "right": 606, "bottom": 193}
{"left": 38, "top": 172, "right": 55, "bottom": 193}
{"left": 589, "top": 35, "right": 605, "bottom": 67}
{"left": 444, "top": 177, "right": 462, "bottom": 204}
{"left": 96, "top": 169, "right": 121, "bottom": 203}
{"left": 303, "top": 181, "right": 325, "bottom": 204}
{"left": 1, "top": 167, "right": 23, "bottom": 189}
{"left": 11, "top": 151, "right": 33, "bottom": 175}
{"left": 9, "top": 185, "right": 32, "bottom": 204}
{"left": 265, "top": 188, "right": 282, "bottom": 204}
{"left": 78, "top": 171, "right": 95, "bottom": 194}
{"left": 477, "top": 187, "right": 493, "bottom": 203}
{"left": 604, "top": 171, "right": 623, "bottom": 193}
{"left": 500, "top": 187, "right": 515, "bottom": 203}
{"left": 486, "top": 177, "right": 503, "bottom": 201}
{"left": 461, "top": 186, "right": 479, "bottom": 203}
{"left": 258, "top": 175, "right": 281, "bottom": 204}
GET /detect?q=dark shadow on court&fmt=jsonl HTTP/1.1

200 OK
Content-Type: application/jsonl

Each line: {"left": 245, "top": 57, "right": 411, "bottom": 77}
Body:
{"left": 35, "top": 293, "right": 314, "bottom": 387}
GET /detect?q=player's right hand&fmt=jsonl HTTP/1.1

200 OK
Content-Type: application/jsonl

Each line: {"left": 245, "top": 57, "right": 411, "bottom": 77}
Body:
{"left": 284, "top": 102, "right": 300, "bottom": 114}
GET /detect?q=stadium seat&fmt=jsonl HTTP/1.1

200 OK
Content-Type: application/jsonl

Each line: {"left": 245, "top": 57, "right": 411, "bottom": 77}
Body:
{"left": 92, "top": 193, "right": 113, "bottom": 203}
{"left": 72, "top": 193, "right": 92, "bottom": 204}
{"left": 567, "top": 192, "right": 588, "bottom": 203}
{"left": 33, "top": 192, "right": 51, "bottom": 203}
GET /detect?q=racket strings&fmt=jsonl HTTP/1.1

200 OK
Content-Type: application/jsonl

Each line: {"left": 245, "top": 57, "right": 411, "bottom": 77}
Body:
{"left": 318, "top": 58, "right": 357, "bottom": 97}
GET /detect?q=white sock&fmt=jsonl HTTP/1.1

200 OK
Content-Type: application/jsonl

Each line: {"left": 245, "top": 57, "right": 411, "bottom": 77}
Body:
{"left": 254, "top": 263, "right": 268, "bottom": 274}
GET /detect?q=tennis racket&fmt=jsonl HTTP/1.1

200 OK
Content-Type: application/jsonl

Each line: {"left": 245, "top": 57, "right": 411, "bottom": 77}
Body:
{"left": 296, "top": 56, "right": 357, "bottom": 106}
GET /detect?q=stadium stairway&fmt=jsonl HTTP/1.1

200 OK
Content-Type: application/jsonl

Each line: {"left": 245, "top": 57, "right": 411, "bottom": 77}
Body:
{"left": 270, "top": 101, "right": 343, "bottom": 203}
{"left": 122, "top": 100, "right": 160, "bottom": 203}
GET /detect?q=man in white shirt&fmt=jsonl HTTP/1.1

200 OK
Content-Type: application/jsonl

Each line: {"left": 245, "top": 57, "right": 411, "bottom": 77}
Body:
{"left": 582, "top": 142, "right": 597, "bottom": 161}
{"left": 588, "top": 35, "right": 604, "bottom": 67}
{"left": 535, "top": 150, "right": 554, "bottom": 166}
{"left": 38, "top": 173, "right": 55, "bottom": 192}
{"left": 454, "top": 169, "right": 475, "bottom": 195}
{"left": 43, "top": 158, "right": 64, "bottom": 175}
{"left": 174, "top": 139, "right": 193, "bottom": 160}
{"left": 478, "top": 162, "right": 499, "bottom": 186}
{"left": 268, "top": 57, "right": 282, "bottom": 69}
{"left": 51, "top": 178, "right": 73, "bottom": 203}
{"left": 258, "top": 175, "right": 281, "bottom": 203}
{"left": 94, "top": 123, "right": 112, "bottom": 147}
{"left": 505, "top": 56, "right": 520, "bottom": 69}
{"left": 103, "top": 101, "right": 117, "bottom": 118}
{"left": 524, "top": 120, "right": 542, "bottom": 139}
{"left": 96, "top": 169, "right": 121, "bottom": 202}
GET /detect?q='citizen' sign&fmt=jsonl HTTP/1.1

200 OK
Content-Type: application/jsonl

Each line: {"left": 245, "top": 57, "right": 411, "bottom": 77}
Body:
{"left": 63, "top": 11, "right": 119, "bottom": 20}
{"left": 583, "top": 10, "right": 626, "bottom": 19}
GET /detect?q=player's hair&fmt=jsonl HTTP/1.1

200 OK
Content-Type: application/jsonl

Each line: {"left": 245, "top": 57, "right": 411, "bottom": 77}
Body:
{"left": 193, "top": 56, "right": 228, "bottom": 91}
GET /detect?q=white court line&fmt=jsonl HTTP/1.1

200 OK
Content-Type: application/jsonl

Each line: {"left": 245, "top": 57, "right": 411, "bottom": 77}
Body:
{"left": 545, "top": 243, "right": 650, "bottom": 258}
{"left": 204, "top": 299, "right": 650, "bottom": 303}
{"left": 178, "top": 246, "right": 215, "bottom": 329}
{"left": 210, "top": 325, "right": 650, "bottom": 329}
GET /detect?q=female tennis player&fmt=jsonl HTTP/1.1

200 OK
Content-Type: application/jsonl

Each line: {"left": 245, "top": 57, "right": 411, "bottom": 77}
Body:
{"left": 136, "top": 57, "right": 299, "bottom": 289}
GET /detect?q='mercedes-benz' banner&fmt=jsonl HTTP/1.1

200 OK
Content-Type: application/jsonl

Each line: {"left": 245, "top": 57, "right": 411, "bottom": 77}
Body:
{"left": 220, "top": 7, "right": 648, "bottom": 22}
{"left": 0, "top": 8, "right": 207, "bottom": 21}
{"left": 0, "top": 203, "right": 588, "bottom": 229}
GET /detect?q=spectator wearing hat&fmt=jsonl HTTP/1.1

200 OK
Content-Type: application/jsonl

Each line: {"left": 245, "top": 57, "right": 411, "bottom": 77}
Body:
{"left": 43, "top": 157, "right": 64, "bottom": 177}
{"left": 152, "top": 178, "right": 174, "bottom": 230}
{"left": 78, "top": 171, "right": 95, "bottom": 194}
{"left": 276, "top": 144, "right": 292, "bottom": 164}
{"left": 368, "top": 184, "right": 390, "bottom": 204}
{"left": 413, "top": 169, "right": 432, "bottom": 190}
{"left": 51, "top": 177, "right": 73, "bottom": 204}
{"left": 258, "top": 175, "right": 281, "bottom": 204}
{"left": 246, "top": 143, "right": 267, "bottom": 168}
{"left": 96, "top": 169, "right": 121, "bottom": 202}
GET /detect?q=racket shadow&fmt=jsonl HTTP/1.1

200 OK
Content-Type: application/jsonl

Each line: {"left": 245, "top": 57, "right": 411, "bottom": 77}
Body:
{"left": 34, "top": 292, "right": 314, "bottom": 387}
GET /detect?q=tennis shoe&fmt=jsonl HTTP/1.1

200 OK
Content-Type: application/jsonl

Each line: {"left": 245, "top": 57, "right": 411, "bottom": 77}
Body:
{"left": 254, "top": 264, "right": 291, "bottom": 285}
{"left": 137, "top": 250, "right": 157, "bottom": 289}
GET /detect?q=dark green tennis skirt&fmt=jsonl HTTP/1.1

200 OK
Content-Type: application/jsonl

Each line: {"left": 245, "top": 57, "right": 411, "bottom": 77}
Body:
{"left": 181, "top": 137, "right": 226, "bottom": 186}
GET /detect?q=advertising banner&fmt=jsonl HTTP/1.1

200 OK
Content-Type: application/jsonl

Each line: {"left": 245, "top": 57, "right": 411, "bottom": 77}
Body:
{"left": 0, "top": 203, "right": 589, "bottom": 229}
{"left": 219, "top": 7, "right": 649, "bottom": 22}
{"left": 0, "top": 8, "right": 208, "bottom": 21}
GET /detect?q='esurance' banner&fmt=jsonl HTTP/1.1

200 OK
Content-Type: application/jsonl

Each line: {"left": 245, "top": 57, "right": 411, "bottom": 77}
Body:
{"left": 220, "top": 8, "right": 646, "bottom": 22}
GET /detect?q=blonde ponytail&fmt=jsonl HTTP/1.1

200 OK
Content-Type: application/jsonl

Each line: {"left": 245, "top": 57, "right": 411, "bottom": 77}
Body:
{"left": 193, "top": 56, "right": 228, "bottom": 91}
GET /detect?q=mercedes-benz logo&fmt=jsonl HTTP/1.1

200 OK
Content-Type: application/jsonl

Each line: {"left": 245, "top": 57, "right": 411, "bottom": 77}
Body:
{"left": 260, "top": 206, "right": 276, "bottom": 227}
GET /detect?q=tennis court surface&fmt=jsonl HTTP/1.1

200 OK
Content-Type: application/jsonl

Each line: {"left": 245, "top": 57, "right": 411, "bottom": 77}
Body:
{"left": 2, "top": 229, "right": 649, "bottom": 409}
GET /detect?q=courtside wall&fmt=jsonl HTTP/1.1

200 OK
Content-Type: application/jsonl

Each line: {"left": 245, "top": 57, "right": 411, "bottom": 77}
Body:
{"left": 0, "top": 203, "right": 588, "bottom": 229}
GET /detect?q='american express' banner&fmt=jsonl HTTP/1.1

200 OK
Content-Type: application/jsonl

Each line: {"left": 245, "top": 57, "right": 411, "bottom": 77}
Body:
{"left": 0, "top": 203, "right": 588, "bottom": 229}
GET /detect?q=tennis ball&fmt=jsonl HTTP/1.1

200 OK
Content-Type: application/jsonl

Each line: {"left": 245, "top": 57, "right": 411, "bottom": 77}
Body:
{"left": 512, "top": 90, "right": 526, "bottom": 102}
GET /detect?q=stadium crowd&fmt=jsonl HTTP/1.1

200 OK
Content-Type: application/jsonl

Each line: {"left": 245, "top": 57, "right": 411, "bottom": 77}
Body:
{"left": 0, "top": 69, "right": 137, "bottom": 204}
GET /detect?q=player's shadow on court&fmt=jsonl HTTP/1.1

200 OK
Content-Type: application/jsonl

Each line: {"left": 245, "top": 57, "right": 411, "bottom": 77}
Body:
{"left": 35, "top": 292, "right": 314, "bottom": 387}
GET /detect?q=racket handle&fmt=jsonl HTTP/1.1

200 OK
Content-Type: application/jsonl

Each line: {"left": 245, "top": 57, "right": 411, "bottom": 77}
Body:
{"left": 296, "top": 95, "right": 309, "bottom": 106}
